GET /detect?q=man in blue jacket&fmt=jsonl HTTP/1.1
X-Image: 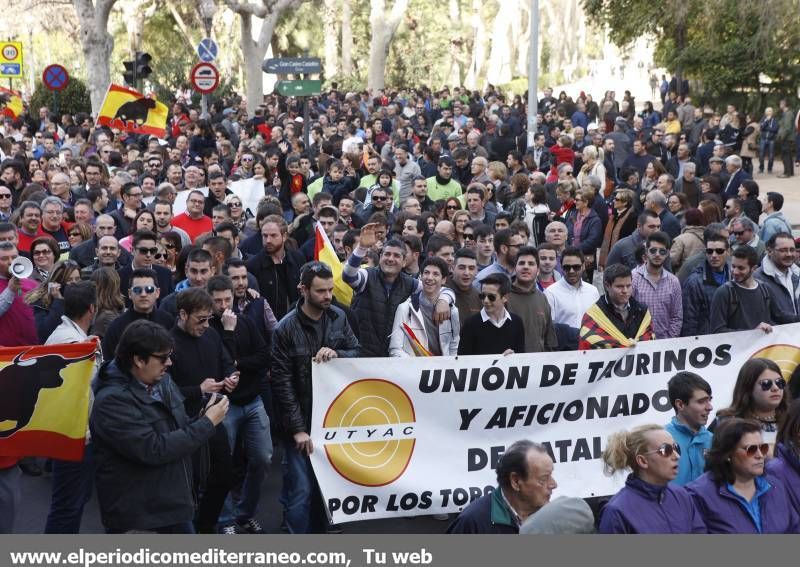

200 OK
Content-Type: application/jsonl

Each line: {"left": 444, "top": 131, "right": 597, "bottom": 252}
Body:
{"left": 665, "top": 372, "right": 714, "bottom": 486}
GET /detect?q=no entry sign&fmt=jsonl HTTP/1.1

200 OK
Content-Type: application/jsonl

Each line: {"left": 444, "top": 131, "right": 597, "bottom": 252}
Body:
{"left": 190, "top": 62, "right": 219, "bottom": 94}
{"left": 42, "top": 64, "right": 69, "bottom": 92}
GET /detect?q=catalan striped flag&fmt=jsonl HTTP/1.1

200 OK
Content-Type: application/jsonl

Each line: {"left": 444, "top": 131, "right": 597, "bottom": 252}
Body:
{"left": 95, "top": 84, "right": 168, "bottom": 138}
{"left": 401, "top": 323, "right": 433, "bottom": 357}
{"left": 314, "top": 223, "right": 353, "bottom": 307}
{"left": 0, "top": 86, "right": 24, "bottom": 119}
{"left": 0, "top": 341, "right": 97, "bottom": 461}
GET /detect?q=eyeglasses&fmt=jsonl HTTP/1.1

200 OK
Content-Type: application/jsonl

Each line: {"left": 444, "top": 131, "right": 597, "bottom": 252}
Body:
{"left": 148, "top": 162, "right": 162, "bottom": 168}
{"left": 564, "top": 171, "right": 573, "bottom": 176}
{"left": 229, "top": 202, "right": 242, "bottom": 208}
{"left": 706, "top": 248, "right": 726, "bottom": 255}
{"left": 732, "top": 230, "right": 746, "bottom": 236}
{"left": 738, "top": 443, "right": 769, "bottom": 458}
{"left": 69, "top": 231, "right": 82, "bottom": 237}
{"left": 126, "top": 192, "right": 143, "bottom": 198}
{"left": 642, "top": 443, "right": 681, "bottom": 458}
{"left": 0, "top": 194, "right": 11, "bottom": 199}
{"left": 759, "top": 378, "right": 786, "bottom": 391}
{"left": 149, "top": 351, "right": 173, "bottom": 363}
{"left": 446, "top": 205, "right": 459, "bottom": 210}
{"left": 162, "top": 242, "right": 176, "bottom": 250}
{"left": 463, "top": 233, "right": 475, "bottom": 241}
{"left": 32, "top": 249, "right": 53, "bottom": 256}
{"left": 478, "top": 292, "right": 498, "bottom": 302}
{"left": 562, "top": 264, "right": 582, "bottom": 272}
{"left": 131, "top": 285, "right": 157, "bottom": 295}
{"left": 648, "top": 247, "right": 668, "bottom": 256}
{"left": 372, "top": 196, "right": 387, "bottom": 201}
{"left": 137, "top": 247, "right": 158, "bottom": 256}
{"left": 193, "top": 315, "right": 213, "bottom": 324}
{"left": 241, "top": 157, "right": 254, "bottom": 163}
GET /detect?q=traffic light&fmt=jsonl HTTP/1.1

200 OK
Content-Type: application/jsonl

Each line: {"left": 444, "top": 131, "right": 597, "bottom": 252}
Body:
{"left": 122, "top": 52, "right": 152, "bottom": 88}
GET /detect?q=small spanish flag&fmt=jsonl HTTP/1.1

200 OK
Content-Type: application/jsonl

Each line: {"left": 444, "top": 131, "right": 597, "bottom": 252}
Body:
{"left": 95, "top": 84, "right": 168, "bottom": 138}
{"left": 401, "top": 323, "right": 432, "bottom": 356}
{"left": 0, "top": 342, "right": 97, "bottom": 461}
{"left": 314, "top": 223, "right": 353, "bottom": 307}
{"left": 0, "top": 86, "right": 24, "bottom": 119}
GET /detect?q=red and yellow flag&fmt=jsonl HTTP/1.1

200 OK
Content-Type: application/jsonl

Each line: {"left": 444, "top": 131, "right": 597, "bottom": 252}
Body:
{"left": 0, "top": 86, "right": 24, "bottom": 119}
{"left": 95, "top": 84, "right": 168, "bottom": 138}
{"left": 0, "top": 341, "right": 97, "bottom": 461}
{"left": 314, "top": 223, "right": 353, "bottom": 307}
{"left": 401, "top": 323, "right": 433, "bottom": 357}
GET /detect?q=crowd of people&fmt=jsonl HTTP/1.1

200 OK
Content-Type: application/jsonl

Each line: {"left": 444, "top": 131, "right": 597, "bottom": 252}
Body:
{"left": 0, "top": 80, "right": 799, "bottom": 534}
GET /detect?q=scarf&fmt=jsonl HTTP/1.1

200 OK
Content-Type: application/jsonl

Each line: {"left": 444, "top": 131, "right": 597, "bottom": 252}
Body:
{"left": 599, "top": 207, "right": 632, "bottom": 268}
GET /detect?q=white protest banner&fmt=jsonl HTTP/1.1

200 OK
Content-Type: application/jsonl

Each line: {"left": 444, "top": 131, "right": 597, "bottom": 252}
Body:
{"left": 310, "top": 324, "right": 800, "bottom": 523}
{"left": 171, "top": 179, "right": 263, "bottom": 217}
{"left": 171, "top": 186, "right": 208, "bottom": 216}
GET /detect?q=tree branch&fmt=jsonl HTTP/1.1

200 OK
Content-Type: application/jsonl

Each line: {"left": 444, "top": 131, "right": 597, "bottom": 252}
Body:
{"left": 164, "top": 0, "right": 196, "bottom": 53}
{"left": 224, "top": 0, "right": 268, "bottom": 19}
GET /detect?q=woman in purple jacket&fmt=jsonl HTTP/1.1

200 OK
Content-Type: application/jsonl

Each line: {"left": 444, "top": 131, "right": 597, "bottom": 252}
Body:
{"left": 687, "top": 418, "right": 800, "bottom": 533}
{"left": 598, "top": 424, "right": 706, "bottom": 533}
{"left": 766, "top": 399, "right": 800, "bottom": 514}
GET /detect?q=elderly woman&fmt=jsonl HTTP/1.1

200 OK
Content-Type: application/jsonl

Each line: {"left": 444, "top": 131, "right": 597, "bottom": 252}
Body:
{"left": 599, "top": 424, "right": 706, "bottom": 533}
{"left": 687, "top": 418, "right": 800, "bottom": 533}
{"left": 669, "top": 208, "right": 705, "bottom": 271}
{"left": 29, "top": 236, "right": 60, "bottom": 282}
{"left": 576, "top": 145, "right": 606, "bottom": 189}
{"left": 599, "top": 188, "right": 637, "bottom": 270}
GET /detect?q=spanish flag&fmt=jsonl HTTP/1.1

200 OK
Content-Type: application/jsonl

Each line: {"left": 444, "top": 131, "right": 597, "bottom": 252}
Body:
{"left": 0, "top": 86, "right": 23, "bottom": 119}
{"left": 0, "top": 342, "right": 97, "bottom": 461}
{"left": 401, "top": 323, "right": 433, "bottom": 356}
{"left": 314, "top": 223, "right": 353, "bottom": 307}
{"left": 95, "top": 84, "right": 168, "bottom": 138}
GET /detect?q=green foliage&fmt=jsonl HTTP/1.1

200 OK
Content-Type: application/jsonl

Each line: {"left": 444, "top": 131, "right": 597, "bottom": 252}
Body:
{"left": 29, "top": 77, "right": 92, "bottom": 116}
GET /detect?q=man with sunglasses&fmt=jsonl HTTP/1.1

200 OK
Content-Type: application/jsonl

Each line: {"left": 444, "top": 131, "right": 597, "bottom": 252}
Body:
{"left": 118, "top": 230, "right": 174, "bottom": 305}
{"left": 632, "top": 231, "right": 683, "bottom": 339}
{"left": 682, "top": 233, "right": 731, "bottom": 336}
{"left": 729, "top": 217, "right": 766, "bottom": 264}
{"left": 102, "top": 268, "right": 174, "bottom": 360}
{"left": 474, "top": 229, "right": 526, "bottom": 289}
{"left": 459, "top": 273, "right": 525, "bottom": 356}
{"left": 0, "top": 184, "right": 14, "bottom": 222}
{"left": 544, "top": 247, "right": 599, "bottom": 349}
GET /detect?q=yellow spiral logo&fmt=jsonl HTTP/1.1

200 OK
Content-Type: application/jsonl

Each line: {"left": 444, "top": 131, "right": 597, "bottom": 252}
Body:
{"left": 322, "top": 379, "right": 416, "bottom": 487}
{"left": 750, "top": 344, "right": 800, "bottom": 382}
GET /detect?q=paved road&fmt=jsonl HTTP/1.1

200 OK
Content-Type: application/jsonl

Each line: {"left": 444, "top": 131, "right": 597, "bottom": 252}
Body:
{"left": 14, "top": 445, "right": 448, "bottom": 534}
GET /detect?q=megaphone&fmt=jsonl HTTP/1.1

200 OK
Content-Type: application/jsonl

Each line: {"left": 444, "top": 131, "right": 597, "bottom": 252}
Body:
{"left": 9, "top": 256, "right": 33, "bottom": 279}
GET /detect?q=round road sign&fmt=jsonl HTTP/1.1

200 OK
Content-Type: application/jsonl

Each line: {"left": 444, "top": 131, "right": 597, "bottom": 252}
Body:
{"left": 2, "top": 45, "right": 18, "bottom": 60}
{"left": 42, "top": 64, "right": 69, "bottom": 92}
{"left": 190, "top": 62, "right": 220, "bottom": 94}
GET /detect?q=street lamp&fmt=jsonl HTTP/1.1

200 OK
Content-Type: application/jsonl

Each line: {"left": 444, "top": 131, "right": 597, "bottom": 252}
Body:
{"left": 199, "top": 0, "right": 216, "bottom": 37}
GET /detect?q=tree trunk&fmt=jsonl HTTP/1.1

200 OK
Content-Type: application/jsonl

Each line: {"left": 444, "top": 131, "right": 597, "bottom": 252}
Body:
{"left": 367, "top": 0, "right": 409, "bottom": 92}
{"left": 341, "top": 0, "right": 353, "bottom": 76}
{"left": 323, "top": 0, "right": 339, "bottom": 80}
{"left": 73, "top": 0, "right": 116, "bottom": 115}
{"left": 487, "top": 2, "right": 513, "bottom": 85}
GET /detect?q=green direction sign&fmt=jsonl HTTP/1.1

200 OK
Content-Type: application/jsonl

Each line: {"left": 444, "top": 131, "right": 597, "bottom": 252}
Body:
{"left": 276, "top": 80, "right": 322, "bottom": 97}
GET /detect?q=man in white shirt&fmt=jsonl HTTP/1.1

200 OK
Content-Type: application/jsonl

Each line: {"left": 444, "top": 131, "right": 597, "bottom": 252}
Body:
{"left": 545, "top": 247, "right": 599, "bottom": 349}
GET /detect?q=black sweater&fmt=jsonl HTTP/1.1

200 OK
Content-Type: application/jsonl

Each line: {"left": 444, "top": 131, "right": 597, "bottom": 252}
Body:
{"left": 457, "top": 312, "right": 526, "bottom": 356}
{"left": 170, "top": 325, "right": 236, "bottom": 416}
{"left": 102, "top": 308, "right": 176, "bottom": 360}
{"left": 209, "top": 314, "right": 269, "bottom": 406}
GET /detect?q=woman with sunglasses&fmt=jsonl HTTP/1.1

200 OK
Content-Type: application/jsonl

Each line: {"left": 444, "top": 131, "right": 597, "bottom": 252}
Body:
{"left": 67, "top": 222, "right": 92, "bottom": 248}
{"left": 159, "top": 231, "right": 183, "bottom": 280}
{"left": 119, "top": 210, "right": 157, "bottom": 252}
{"left": 224, "top": 194, "right": 253, "bottom": 235}
{"left": 712, "top": 358, "right": 790, "bottom": 453}
{"left": 687, "top": 418, "right": 800, "bottom": 533}
{"left": 25, "top": 259, "right": 82, "bottom": 343}
{"left": 598, "top": 188, "right": 637, "bottom": 270}
{"left": 441, "top": 197, "right": 462, "bottom": 222}
{"left": 599, "top": 424, "right": 706, "bottom": 533}
{"left": 89, "top": 267, "right": 125, "bottom": 339}
{"left": 766, "top": 399, "right": 800, "bottom": 514}
{"left": 29, "top": 236, "right": 59, "bottom": 283}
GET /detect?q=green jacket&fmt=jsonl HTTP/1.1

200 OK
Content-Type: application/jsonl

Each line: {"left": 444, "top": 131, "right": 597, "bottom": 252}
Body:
{"left": 777, "top": 108, "right": 795, "bottom": 142}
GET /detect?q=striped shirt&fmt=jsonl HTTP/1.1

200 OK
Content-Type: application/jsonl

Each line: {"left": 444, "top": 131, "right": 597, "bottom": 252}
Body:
{"left": 632, "top": 264, "right": 683, "bottom": 338}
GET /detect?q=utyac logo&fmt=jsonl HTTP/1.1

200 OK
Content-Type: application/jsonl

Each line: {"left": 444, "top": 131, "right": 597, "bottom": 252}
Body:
{"left": 321, "top": 379, "right": 416, "bottom": 487}
{"left": 750, "top": 344, "right": 800, "bottom": 382}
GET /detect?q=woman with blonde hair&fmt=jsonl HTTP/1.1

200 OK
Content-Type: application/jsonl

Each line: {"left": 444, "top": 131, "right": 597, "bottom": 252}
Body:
{"left": 89, "top": 267, "right": 125, "bottom": 338}
{"left": 599, "top": 424, "right": 706, "bottom": 533}
{"left": 576, "top": 145, "right": 606, "bottom": 188}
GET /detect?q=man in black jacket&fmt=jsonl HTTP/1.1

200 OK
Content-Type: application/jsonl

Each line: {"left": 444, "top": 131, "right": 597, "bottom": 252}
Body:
{"left": 118, "top": 230, "right": 174, "bottom": 302}
{"left": 170, "top": 288, "right": 239, "bottom": 534}
{"left": 271, "top": 261, "right": 359, "bottom": 533}
{"left": 207, "top": 276, "right": 272, "bottom": 534}
{"left": 91, "top": 320, "right": 228, "bottom": 533}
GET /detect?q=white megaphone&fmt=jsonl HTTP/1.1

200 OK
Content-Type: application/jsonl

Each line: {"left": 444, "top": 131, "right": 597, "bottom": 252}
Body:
{"left": 9, "top": 256, "right": 33, "bottom": 279}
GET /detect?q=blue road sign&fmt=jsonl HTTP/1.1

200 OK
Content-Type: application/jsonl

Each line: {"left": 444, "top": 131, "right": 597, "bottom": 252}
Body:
{"left": 197, "top": 38, "right": 218, "bottom": 63}
{"left": 43, "top": 64, "right": 69, "bottom": 91}
{"left": 0, "top": 63, "right": 20, "bottom": 75}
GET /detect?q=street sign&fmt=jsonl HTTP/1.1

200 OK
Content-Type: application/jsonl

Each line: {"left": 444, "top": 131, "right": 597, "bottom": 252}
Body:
{"left": 0, "top": 41, "right": 23, "bottom": 79}
{"left": 42, "top": 64, "right": 69, "bottom": 92}
{"left": 275, "top": 80, "right": 322, "bottom": 97}
{"left": 262, "top": 57, "right": 321, "bottom": 75}
{"left": 197, "top": 38, "right": 218, "bottom": 63}
{"left": 190, "top": 62, "right": 220, "bottom": 94}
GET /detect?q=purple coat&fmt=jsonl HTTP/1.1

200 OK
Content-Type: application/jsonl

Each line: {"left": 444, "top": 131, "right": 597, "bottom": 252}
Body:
{"left": 686, "top": 472, "right": 800, "bottom": 533}
{"left": 765, "top": 443, "right": 800, "bottom": 514}
{"left": 599, "top": 474, "right": 707, "bottom": 533}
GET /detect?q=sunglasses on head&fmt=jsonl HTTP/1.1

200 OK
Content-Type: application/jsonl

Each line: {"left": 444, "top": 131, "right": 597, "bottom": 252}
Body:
{"left": 648, "top": 247, "right": 668, "bottom": 256}
{"left": 137, "top": 247, "right": 158, "bottom": 256}
{"left": 739, "top": 443, "right": 769, "bottom": 458}
{"left": 131, "top": 285, "right": 157, "bottom": 295}
{"left": 478, "top": 292, "right": 498, "bottom": 302}
{"left": 642, "top": 443, "right": 681, "bottom": 458}
{"left": 759, "top": 378, "right": 786, "bottom": 391}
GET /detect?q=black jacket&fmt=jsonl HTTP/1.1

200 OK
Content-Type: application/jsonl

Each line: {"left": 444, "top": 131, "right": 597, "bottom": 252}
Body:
{"left": 118, "top": 263, "right": 174, "bottom": 305}
{"left": 90, "top": 360, "right": 215, "bottom": 532}
{"left": 271, "top": 301, "right": 359, "bottom": 437}
{"left": 102, "top": 308, "right": 176, "bottom": 360}
{"left": 69, "top": 237, "right": 132, "bottom": 269}
{"left": 246, "top": 248, "right": 305, "bottom": 322}
{"left": 209, "top": 313, "right": 269, "bottom": 406}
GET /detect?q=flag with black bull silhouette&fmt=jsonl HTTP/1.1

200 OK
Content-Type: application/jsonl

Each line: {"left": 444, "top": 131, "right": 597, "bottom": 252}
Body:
{"left": 95, "top": 84, "right": 168, "bottom": 138}
{"left": 0, "top": 341, "right": 97, "bottom": 461}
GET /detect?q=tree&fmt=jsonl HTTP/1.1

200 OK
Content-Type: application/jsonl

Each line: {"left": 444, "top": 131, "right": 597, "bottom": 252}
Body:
{"left": 73, "top": 0, "right": 118, "bottom": 114}
{"left": 323, "top": 0, "right": 339, "bottom": 79}
{"left": 30, "top": 77, "right": 92, "bottom": 116}
{"left": 226, "top": 0, "right": 303, "bottom": 115}
{"left": 341, "top": 0, "right": 353, "bottom": 76}
{"left": 367, "top": 0, "right": 409, "bottom": 91}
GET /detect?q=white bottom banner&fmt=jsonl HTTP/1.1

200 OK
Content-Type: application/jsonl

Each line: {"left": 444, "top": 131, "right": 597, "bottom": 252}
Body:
{"left": 310, "top": 325, "right": 800, "bottom": 523}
